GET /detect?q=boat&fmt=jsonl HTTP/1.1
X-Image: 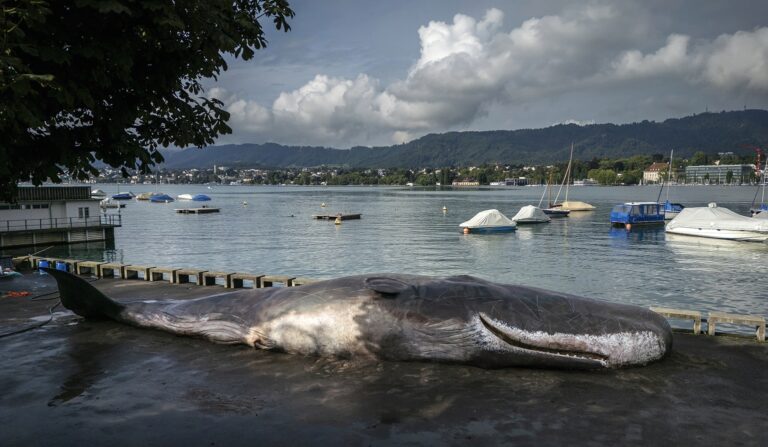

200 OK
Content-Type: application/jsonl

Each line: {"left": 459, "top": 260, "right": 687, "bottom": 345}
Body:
{"left": 665, "top": 203, "right": 768, "bottom": 242}
{"left": 99, "top": 198, "right": 126, "bottom": 209}
{"left": 136, "top": 192, "right": 158, "bottom": 201}
{"left": 149, "top": 193, "right": 174, "bottom": 203}
{"left": 511, "top": 205, "right": 550, "bottom": 224}
{"left": 112, "top": 192, "right": 135, "bottom": 200}
{"left": 657, "top": 150, "right": 685, "bottom": 220}
{"left": 610, "top": 202, "right": 664, "bottom": 228}
{"left": 178, "top": 194, "right": 211, "bottom": 201}
{"left": 750, "top": 153, "right": 767, "bottom": 216}
{"left": 539, "top": 171, "right": 570, "bottom": 217}
{"left": 91, "top": 189, "right": 107, "bottom": 199}
{"left": 459, "top": 209, "right": 517, "bottom": 233}
{"left": 552, "top": 143, "right": 595, "bottom": 211}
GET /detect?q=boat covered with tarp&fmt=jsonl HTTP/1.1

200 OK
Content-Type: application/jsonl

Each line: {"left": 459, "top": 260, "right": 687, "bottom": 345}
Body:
{"left": 112, "top": 192, "right": 135, "bottom": 200}
{"left": 665, "top": 203, "right": 768, "bottom": 241}
{"left": 136, "top": 192, "right": 158, "bottom": 200}
{"left": 149, "top": 193, "right": 174, "bottom": 203}
{"left": 511, "top": 205, "right": 550, "bottom": 224}
{"left": 178, "top": 194, "right": 211, "bottom": 201}
{"left": 459, "top": 209, "right": 517, "bottom": 233}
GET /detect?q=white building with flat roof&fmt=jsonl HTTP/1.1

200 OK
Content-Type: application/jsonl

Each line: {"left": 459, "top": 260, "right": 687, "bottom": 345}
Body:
{"left": 0, "top": 186, "right": 121, "bottom": 249}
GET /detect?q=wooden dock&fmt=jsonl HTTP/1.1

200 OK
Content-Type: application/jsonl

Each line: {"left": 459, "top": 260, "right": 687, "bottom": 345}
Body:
{"left": 312, "top": 213, "right": 362, "bottom": 220}
{"left": 175, "top": 207, "right": 220, "bottom": 214}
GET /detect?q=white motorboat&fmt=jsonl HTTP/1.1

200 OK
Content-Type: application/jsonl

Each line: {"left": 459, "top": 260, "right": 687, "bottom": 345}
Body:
{"left": 666, "top": 203, "right": 768, "bottom": 242}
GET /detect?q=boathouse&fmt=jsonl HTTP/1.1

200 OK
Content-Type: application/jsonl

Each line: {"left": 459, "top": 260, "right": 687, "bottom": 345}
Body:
{"left": 0, "top": 186, "right": 121, "bottom": 249}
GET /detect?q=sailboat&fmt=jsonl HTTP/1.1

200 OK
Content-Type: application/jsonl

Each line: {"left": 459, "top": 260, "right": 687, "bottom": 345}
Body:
{"left": 552, "top": 143, "right": 595, "bottom": 211}
{"left": 750, "top": 153, "right": 767, "bottom": 216}
{"left": 541, "top": 171, "right": 569, "bottom": 217}
{"left": 658, "top": 150, "right": 685, "bottom": 220}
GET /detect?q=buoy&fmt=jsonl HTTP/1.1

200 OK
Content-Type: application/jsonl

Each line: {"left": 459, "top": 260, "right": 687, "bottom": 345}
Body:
{"left": 242, "top": 201, "right": 248, "bottom": 206}
{"left": 334, "top": 216, "right": 342, "bottom": 225}
{"left": 626, "top": 224, "right": 632, "bottom": 231}
{"left": 463, "top": 227, "right": 470, "bottom": 234}
{"left": 321, "top": 202, "right": 327, "bottom": 207}
{"left": 442, "top": 206, "right": 448, "bottom": 212}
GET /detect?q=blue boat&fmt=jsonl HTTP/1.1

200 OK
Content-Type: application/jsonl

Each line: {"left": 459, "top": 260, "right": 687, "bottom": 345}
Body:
{"left": 610, "top": 202, "right": 665, "bottom": 228}
{"left": 662, "top": 200, "right": 685, "bottom": 220}
{"left": 191, "top": 194, "right": 211, "bottom": 201}
{"left": 112, "top": 192, "right": 135, "bottom": 200}
{"left": 149, "top": 194, "right": 174, "bottom": 203}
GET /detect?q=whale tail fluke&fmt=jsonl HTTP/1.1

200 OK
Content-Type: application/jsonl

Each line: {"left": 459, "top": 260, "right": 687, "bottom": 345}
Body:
{"left": 42, "top": 268, "right": 124, "bottom": 320}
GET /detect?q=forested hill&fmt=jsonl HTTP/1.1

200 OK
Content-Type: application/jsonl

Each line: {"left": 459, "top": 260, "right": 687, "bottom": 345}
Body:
{"left": 160, "top": 109, "right": 768, "bottom": 169}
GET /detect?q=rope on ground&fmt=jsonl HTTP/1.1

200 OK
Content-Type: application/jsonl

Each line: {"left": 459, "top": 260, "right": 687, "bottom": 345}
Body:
{"left": 0, "top": 276, "right": 101, "bottom": 339}
{"left": 0, "top": 301, "right": 61, "bottom": 339}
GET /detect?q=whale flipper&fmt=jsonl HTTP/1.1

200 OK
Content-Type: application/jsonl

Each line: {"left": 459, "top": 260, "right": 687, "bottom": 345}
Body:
{"left": 42, "top": 268, "right": 124, "bottom": 320}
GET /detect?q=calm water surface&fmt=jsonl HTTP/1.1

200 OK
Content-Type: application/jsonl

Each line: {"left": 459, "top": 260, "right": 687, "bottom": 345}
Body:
{"left": 18, "top": 184, "right": 768, "bottom": 317}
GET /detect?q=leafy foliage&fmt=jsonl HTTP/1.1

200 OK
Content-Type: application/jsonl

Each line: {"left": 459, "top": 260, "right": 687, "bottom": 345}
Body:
{"left": 0, "top": 0, "right": 293, "bottom": 201}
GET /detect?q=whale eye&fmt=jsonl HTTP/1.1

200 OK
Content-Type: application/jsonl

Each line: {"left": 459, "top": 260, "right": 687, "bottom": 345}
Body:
{"left": 364, "top": 277, "right": 411, "bottom": 296}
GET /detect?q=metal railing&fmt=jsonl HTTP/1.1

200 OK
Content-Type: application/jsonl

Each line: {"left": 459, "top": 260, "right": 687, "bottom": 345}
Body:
{"left": 0, "top": 214, "right": 122, "bottom": 233}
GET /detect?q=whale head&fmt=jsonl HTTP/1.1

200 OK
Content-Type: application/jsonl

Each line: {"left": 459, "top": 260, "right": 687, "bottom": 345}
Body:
{"left": 362, "top": 274, "right": 672, "bottom": 369}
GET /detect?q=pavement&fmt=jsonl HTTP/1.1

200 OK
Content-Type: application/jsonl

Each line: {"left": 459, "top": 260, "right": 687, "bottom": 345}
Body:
{"left": 1, "top": 273, "right": 766, "bottom": 446}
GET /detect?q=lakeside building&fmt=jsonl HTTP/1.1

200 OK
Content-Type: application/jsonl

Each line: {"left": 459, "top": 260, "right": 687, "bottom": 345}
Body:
{"left": 684, "top": 164, "right": 754, "bottom": 184}
{"left": 0, "top": 186, "right": 121, "bottom": 249}
{"left": 642, "top": 162, "right": 669, "bottom": 184}
{"left": 452, "top": 180, "right": 480, "bottom": 186}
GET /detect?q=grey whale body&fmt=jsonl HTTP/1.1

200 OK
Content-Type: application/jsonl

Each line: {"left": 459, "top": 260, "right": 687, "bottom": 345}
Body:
{"left": 44, "top": 269, "right": 672, "bottom": 369}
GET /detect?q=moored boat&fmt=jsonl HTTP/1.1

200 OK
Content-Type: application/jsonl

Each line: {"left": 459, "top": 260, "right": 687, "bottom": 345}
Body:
{"left": 551, "top": 143, "right": 595, "bottom": 212}
{"left": 91, "top": 189, "right": 107, "bottom": 199}
{"left": 665, "top": 203, "right": 768, "bottom": 242}
{"left": 100, "top": 198, "right": 126, "bottom": 209}
{"left": 540, "top": 171, "right": 570, "bottom": 217}
{"left": 136, "top": 192, "right": 158, "bottom": 201}
{"left": 112, "top": 192, "right": 135, "bottom": 200}
{"left": 149, "top": 193, "right": 174, "bottom": 203}
{"left": 610, "top": 202, "right": 664, "bottom": 228}
{"left": 511, "top": 205, "right": 550, "bottom": 224}
{"left": 459, "top": 209, "right": 517, "bottom": 233}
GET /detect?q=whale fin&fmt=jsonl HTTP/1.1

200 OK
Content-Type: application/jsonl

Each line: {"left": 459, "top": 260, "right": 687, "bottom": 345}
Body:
{"left": 42, "top": 268, "right": 124, "bottom": 320}
{"left": 364, "top": 277, "right": 412, "bottom": 296}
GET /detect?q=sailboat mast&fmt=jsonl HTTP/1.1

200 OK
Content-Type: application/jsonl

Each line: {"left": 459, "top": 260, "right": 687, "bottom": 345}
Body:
{"left": 564, "top": 143, "right": 574, "bottom": 203}
{"left": 666, "top": 150, "right": 674, "bottom": 201}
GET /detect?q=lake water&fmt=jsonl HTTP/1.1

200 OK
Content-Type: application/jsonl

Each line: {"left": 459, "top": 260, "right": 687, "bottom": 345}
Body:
{"left": 13, "top": 184, "right": 768, "bottom": 318}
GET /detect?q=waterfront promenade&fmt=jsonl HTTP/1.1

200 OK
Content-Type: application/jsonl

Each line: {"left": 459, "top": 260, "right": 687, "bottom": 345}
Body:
{"left": 1, "top": 271, "right": 766, "bottom": 446}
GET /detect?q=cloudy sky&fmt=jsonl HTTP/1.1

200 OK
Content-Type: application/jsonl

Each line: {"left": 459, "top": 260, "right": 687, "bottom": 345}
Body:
{"left": 204, "top": 0, "right": 768, "bottom": 148}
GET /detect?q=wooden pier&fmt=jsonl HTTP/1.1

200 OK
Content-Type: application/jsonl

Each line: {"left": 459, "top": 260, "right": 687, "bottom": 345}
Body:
{"left": 175, "top": 207, "right": 220, "bottom": 214}
{"left": 312, "top": 213, "right": 361, "bottom": 220}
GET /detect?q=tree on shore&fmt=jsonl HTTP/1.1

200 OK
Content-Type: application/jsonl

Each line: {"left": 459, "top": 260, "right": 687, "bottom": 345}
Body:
{"left": 0, "top": 0, "right": 293, "bottom": 201}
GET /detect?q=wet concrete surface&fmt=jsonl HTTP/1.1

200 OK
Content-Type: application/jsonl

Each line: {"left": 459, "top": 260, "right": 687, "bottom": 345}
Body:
{"left": 1, "top": 274, "right": 766, "bottom": 446}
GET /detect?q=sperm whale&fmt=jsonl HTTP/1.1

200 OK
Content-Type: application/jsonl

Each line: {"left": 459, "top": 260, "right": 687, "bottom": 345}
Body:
{"left": 43, "top": 268, "right": 672, "bottom": 369}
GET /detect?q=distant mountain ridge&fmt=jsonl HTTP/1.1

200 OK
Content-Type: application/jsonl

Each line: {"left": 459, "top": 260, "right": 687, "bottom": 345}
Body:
{"left": 160, "top": 110, "right": 768, "bottom": 169}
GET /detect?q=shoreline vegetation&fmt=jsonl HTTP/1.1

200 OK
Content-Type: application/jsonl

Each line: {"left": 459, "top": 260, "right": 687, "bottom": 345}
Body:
{"left": 82, "top": 151, "right": 760, "bottom": 187}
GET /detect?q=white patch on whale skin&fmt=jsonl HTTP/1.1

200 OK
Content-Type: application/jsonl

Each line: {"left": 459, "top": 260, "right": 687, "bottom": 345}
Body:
{"left": 249, "top": 302, "right": 373, "bottom": 356}
{"left": 475, "top": 313, "right": 667, "bottom": 368}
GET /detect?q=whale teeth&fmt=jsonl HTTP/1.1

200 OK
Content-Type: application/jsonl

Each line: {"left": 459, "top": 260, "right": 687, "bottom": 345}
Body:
{"left": 478, "top": 313, "right": 608, "bottom": 362}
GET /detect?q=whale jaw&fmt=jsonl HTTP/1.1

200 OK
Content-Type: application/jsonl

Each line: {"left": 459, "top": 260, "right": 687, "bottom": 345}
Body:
{"left": 477, "top": 313, "right": 668, "bottom": 369}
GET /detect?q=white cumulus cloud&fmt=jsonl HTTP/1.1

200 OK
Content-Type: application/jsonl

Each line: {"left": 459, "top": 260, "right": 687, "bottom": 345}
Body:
{"left": 212, "top": 6, "right": 768, "bottom": 147}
